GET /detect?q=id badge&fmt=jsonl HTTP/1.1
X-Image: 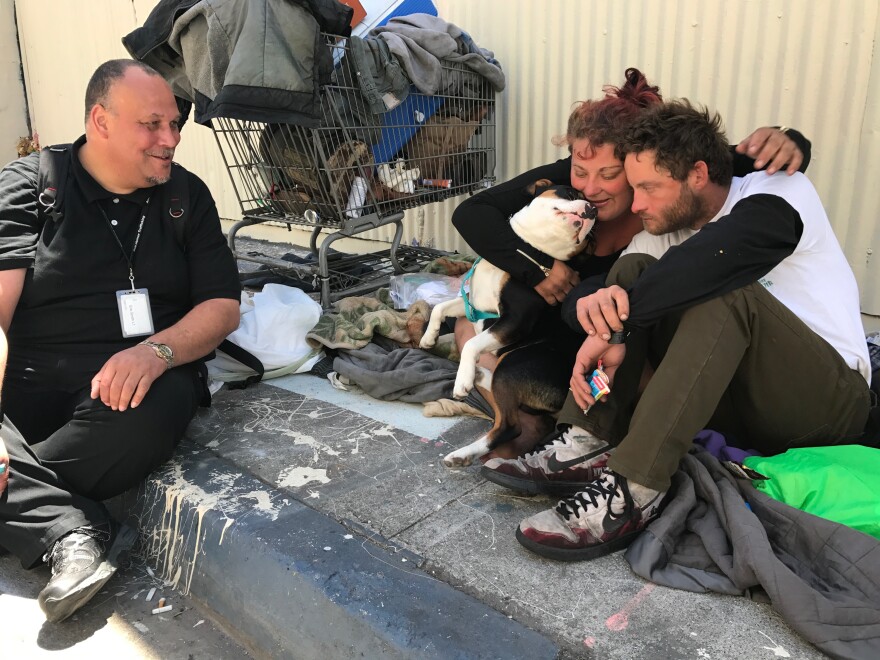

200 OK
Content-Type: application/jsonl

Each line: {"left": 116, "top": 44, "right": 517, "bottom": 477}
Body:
{"left": 116, "top": 288, "right": 155, "bottom": 337}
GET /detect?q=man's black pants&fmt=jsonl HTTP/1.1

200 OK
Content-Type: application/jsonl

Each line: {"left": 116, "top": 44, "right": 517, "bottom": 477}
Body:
{"left": 0, "top": 365, "right": 204, "bottom": 568}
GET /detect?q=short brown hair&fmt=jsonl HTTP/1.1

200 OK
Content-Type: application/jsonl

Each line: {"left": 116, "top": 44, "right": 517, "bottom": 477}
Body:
{"left": 619, "top": 100, "right": 733, "bottom": 185}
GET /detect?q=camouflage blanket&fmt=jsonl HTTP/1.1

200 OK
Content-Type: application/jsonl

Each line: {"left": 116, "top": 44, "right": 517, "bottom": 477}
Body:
{"left": 307, "top": 289, "right": 462, "bottom": 359}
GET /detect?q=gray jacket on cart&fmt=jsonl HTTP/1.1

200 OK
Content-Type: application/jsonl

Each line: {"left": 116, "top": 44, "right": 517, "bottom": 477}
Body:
{"left": 122, "top": 0, "right": 353, "bottom": 126}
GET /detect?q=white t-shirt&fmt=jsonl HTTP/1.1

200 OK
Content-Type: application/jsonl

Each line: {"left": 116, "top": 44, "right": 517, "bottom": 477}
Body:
{"left": 623, "top": 172, "right": 870, "bottom": 381}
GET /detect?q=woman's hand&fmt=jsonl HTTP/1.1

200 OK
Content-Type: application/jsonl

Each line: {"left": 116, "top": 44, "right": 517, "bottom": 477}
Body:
{"left": 736, "top": 127, "right": 804, "bottom": 175}
{"left": 534, "top": 260, "right": 579, "bottom": 305}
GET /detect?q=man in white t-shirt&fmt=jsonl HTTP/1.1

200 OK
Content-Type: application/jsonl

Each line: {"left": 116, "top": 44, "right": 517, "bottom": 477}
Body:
{"left": 490, "top": 100, "right": 872, "bottom": 562}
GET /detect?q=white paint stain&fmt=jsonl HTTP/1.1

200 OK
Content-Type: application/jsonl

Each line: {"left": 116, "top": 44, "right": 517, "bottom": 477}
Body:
{"left": 141, "top": 459, "right": 276, "bottom": 597}
{"left": 241, "top": 490, "right": 280, "bottom": 519}
{"left": 282, "top": 429, "right": 340, "bottom": 460}
{"left": 372, "top": 425, "right": 396, "bottom": 438}
{"left": 277, "top": 466, "right": 330, "bottom": 489}
{"left": 219, "top": 517, "right": 235, "bottom": 545}
{"left": 697, "top": 650, "right": 711, "bottom": 659}
{"left": 759, "top": 632, "right": 791, "bottom": 658}
{"left": 349, "top": 431, "right": 371, "bottom": 455}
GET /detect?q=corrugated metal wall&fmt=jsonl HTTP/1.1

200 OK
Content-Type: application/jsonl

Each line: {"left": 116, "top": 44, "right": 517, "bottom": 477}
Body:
{"left": 10, "top": 0, "right": 880, "bottom": 312}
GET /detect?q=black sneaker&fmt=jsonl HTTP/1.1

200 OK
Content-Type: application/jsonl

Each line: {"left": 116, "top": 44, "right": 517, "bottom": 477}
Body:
{"left": 38, "top": 521, "right": 137, "bottom": 623}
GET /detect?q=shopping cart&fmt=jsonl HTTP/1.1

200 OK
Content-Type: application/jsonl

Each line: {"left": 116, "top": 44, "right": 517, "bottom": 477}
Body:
{"left": 212, "top": 34, "right": 498, "bottom": 307}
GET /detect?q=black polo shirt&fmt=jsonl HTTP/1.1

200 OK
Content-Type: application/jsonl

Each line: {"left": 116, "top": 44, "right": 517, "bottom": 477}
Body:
{"left": 0, "top": 135, "right": 241, "bottom": 391}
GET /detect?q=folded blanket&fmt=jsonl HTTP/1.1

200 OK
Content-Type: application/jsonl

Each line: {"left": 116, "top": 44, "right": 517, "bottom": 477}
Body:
{"left": 626, "top": 447, "right": 880, "bottom": 660}
{"left": 423, "top": 398, "right": 491, "bottom": 420}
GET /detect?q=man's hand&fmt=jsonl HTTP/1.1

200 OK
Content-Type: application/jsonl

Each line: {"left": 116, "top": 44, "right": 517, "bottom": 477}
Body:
{"left": 735, "top": 126, "right": 804, "bottom": 175}
{"left": 570, "top": 336, "right": 626, "bottom": 411}
{"left": 534, "top": 259, "right": 579, "bottom": 305}
{"left": 0, "top": 436, "right": 8, "bottom": 496}
{"left": 576, "top": 285, "right": 629, "bottom": 340}
{"left": 90, "top": 344, "right": 167, "bottom": 412}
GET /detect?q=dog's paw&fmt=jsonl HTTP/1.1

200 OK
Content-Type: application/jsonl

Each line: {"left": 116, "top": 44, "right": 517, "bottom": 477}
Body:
{"left": 452, "top": 378, "right": 474, "bottom": 399}
{"left": 419, "top": 334, "right": 436, "bottom": 349}
{"left": 442, "top": 450, "right": 475, "bottom": 468}
{"left": 442, "top": 436, "right": 491, "bottom": 468}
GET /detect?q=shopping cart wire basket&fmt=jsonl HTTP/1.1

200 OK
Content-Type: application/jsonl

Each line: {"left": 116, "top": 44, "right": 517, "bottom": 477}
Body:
{"left": 213, "top": 33, "right": 498, "bottom": 307}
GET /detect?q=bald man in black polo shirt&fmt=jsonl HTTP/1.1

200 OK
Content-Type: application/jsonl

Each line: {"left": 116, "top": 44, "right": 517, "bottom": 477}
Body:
{"left": 0, "top": 59, "right": 241, "bottom": 622}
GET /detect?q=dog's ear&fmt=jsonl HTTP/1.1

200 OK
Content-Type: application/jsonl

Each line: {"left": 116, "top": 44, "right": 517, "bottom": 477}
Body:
{"left": 524, "top": 179, "right": 554, "bottom": 198}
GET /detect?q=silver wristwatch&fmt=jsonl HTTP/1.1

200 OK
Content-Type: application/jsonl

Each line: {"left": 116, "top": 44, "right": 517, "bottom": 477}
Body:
{"left": 139, "top": 340, "right": 175, "bottom": 370}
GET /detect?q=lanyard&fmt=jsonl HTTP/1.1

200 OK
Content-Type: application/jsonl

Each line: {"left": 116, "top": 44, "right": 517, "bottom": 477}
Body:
{"left": 98, "top": 197, "right": 151, "bottom": 291}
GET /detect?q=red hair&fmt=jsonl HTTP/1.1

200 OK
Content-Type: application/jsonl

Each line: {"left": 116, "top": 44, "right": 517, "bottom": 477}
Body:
{"left": 554, "top": 68, "right": 663, "bottom": 159}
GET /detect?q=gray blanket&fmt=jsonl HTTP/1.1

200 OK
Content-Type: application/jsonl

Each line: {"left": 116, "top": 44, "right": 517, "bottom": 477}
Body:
{"left": 334, "top": 340, "right": 455, "bottom": 403}
{"left": 333, "top": 337, "right": 493, "bottom": 416}
{"left": 372, "top": 13, "right": 505, "bottom": 94}
{"left": 626, "top": 448, "right": 880, "bottom": 660}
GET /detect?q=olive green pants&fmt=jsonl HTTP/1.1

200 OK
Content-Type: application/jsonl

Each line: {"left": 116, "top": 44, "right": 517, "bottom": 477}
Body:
{"left": 558, "top": 254, "right": 871, "bottom": 491}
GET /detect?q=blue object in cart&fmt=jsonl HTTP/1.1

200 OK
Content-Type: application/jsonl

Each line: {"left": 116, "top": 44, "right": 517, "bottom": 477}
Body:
{"left": 375, "top": 0, "right": 437, "bottom": 27}
{"left": 366, "top": 0, "right": 442, "bottom": 164}
{"left": 370, "top": 90, "right": 445, "bottom": 164}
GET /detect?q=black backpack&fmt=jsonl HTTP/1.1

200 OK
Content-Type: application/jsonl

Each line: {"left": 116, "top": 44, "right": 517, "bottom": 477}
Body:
{"left": 35, "top": 144, "right": 264, "bottom": 388}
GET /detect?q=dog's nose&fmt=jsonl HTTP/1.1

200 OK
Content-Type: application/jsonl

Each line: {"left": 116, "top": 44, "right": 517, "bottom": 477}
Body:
{"left": 581, "top": 205, "right": 598, "bottom": 220}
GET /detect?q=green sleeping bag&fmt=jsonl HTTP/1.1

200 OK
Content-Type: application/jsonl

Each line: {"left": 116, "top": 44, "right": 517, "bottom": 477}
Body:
{"left": 744, "top": 445, "right": 880, "bottom": 540}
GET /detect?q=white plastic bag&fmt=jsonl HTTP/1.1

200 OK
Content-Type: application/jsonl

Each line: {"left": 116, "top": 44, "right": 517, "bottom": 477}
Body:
{"left": 208, "top": 284, "right": 324, "bottom": 382}
{"left": 389, "top": 273, "right": 461, "bottom": 309}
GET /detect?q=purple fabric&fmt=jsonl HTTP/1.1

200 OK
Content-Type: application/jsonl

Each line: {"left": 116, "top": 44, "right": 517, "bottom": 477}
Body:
{"left": 693, "top": 429, "right": 759, "bottom": 463}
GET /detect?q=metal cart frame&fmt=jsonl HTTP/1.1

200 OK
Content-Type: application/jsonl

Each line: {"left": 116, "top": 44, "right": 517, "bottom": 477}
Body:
{"left": 211, "top": 34, "right": 497, "bottom": 307}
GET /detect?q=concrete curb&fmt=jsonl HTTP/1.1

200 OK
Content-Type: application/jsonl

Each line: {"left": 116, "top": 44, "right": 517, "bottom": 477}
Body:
{"left": 114, "top": 441, "right": 559, "bottom": 659}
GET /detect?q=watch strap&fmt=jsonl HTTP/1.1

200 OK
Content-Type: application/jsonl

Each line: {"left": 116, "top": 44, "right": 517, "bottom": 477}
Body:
{"left": 608, "top": 330, "right": 628, "bottom": 345}
{"left": 139, "top": 340, "right": 174, "bottom": 369}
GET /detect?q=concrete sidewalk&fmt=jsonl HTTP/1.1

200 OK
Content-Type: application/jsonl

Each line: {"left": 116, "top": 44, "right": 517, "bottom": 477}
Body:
{"left": 115, "top": 370, "right": 826, "bottom": 659}
{"left": 0, "top": 552, "right": 249, "bottom": 658}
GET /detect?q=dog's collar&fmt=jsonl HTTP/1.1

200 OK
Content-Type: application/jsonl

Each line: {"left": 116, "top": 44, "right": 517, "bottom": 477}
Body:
{"left": 461, "top": 257, "right": 501, "bottom": 322}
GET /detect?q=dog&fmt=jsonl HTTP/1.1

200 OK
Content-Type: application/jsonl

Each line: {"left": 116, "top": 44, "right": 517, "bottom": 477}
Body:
{"left": 419, "top": 181, "right": 597, "bottom": 466}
